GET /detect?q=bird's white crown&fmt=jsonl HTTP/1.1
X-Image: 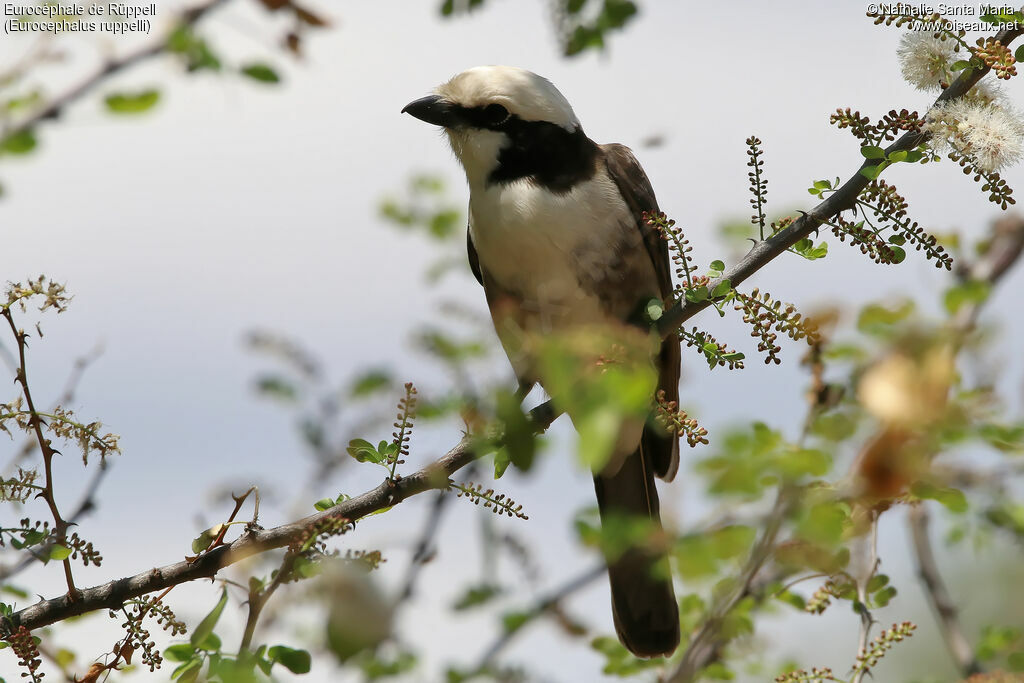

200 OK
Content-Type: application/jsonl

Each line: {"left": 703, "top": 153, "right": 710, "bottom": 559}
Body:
{"left": 436, "top": 66, "right": 580, "bottom": 131}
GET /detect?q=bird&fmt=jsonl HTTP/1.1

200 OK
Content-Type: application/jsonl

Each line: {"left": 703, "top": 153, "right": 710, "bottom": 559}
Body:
{"left": 402, "top": 66, "right": 681, "bottom": 658}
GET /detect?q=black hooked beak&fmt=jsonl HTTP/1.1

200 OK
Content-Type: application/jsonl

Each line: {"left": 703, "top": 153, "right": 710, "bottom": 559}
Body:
{"left": 401, "top": 95, "right": 463, "bottom": 128}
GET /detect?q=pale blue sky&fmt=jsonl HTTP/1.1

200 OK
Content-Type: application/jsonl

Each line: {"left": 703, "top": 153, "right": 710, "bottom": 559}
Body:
{"left": 2, "top": 1, "right": 1024, "bottom": 681}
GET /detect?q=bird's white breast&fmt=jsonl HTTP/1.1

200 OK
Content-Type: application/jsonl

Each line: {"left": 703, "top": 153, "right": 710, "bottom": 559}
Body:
{"left": 468, "top": 173, "right": 638, "bottom": 331}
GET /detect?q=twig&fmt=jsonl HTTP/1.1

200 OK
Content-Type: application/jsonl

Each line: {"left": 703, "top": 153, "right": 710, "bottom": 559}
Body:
{"left": 908, "top": 504, "right": 981, "bottom": 677}
{"left": 239, "top": 550, "right": 298, "bottom": 653}
{"left": 850, "top": 512, "right": 879, "bottom": 683}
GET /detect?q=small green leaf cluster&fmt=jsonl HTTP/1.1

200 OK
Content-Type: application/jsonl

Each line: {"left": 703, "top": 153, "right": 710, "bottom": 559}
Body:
{"left": 167, "top": 26, "right": 285, "bottom": 85}
{"left": 678, "top": 327, "right": 745, "bottom": 371}
{"left": 345, "top": 383, "right": 417, "bottom": 479}
{"left": 697, "top": 423, "right": 831, "bottom": 499}
{"left": 558, "top": 0, "right": 639, "bottom": 57}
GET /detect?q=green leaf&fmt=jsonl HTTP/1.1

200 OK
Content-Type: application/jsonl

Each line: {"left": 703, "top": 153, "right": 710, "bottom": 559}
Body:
{"left": 797, "top": 502, "right": 849, "bottom": 546}
{"left": 349, "top": 369, "right": 392, "bottom": 397}
{"left": 1017, "top": 45, "right": 1024, "bottom": 64}
{"left": 54, "top": 648, "right": 75, "bottom": 668}
{"left": 859, "top": 161, "right": 888, "bottom": 180}
{"left": 0, "top": 129, "right": 37, "bottom": 155}
{"left": 860, "top": 145, "right": 885, "bottom": 159}
{"left": 48, "top": 544, "right": 72, "bottom": 561}
{"left": 600, "top": 0, "right": 637, "bottom": 27}
{"left": 240, "top": 63, "right": 281, "bottom": 84}
{"left": 567, "top": 0, "right": 587, "bottom": 12}
{"left": 493, "top": 448, "right": 511, "bottom": 479}
{"left": 452, "top": 583, "right": 502, "bottom": 611}
{"left": 496, "top": 389, "right": 536, "bottom": 473}
{"left": 685, "top": 285, "right": 709, "bottom": 303}
{"left": 104, "top": 90, "right": 160, "bottom": 114}
{"left": 712, "top": 279, "right": 732, "bottom": 298}
{"left": 943, "top": 279, "right": 990, "bottom": 314}
{"left": 171, "top": 658, "right": 202, "bottom": 681}
{"left": 645, "top": 298, "right": 664, "bottom": 322}
{"left": 856, "top": 300, "right": 914, "bottom": 336}
{"left": 710, "top": 260, "right": 725, "bottom": 272}
{"left": 911, "top": 482, "right": 968, "bottom": 513}
{"left": 501, "top": 610, "right": 531, "bottom": 634}
{"left": 194, "top": 632, "right": 221, "bottom": 652}
{"left": 268, "top": 645, "right": 311, "bottom": 674}
{"left": 346, "top": 438, "right": 384, "bottom": 464}
{"left": 255, "top": 375, "right": 297, "bottom": 401}
{"left": 314, "top": 497, "right": 336, "bottom": 511}
{"left": 887, "top": 150, "right": 908, "bottom": 163}
{"left": 440, "top": 0, "right": 454, "bottom": 15}
{"left": 709, "top": 525, "right": 755, "bottom": 559}
{"left": 191, "top": 524, "right": 222, "bottom": 554}
{"left": 813, "top": 179, "right": 832, "bottom": 190}
{"left": 889, "top": 245, "right": 906, "bottom": 263}
{"left": 190, "top": 589, "right": 228, "bottom": 647}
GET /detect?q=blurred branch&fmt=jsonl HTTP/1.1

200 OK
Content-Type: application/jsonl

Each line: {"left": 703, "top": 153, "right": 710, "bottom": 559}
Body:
{"left": 905, "top": 212, "right": 1024, "bottom": 679}
{"left": 908, "top": 504, "right": 981, "bottom": 677}
{"left": 0, "top": 0, "right": 232, "bottom": 145}
{"left": 850, "top": 514, "right": 880, "bottom": 683}
{"left": 394, "top": 483, "right": 460, "bottom": 605}
{"left": 1, "top": 404, "right": 557, "bottom": 634}
{"left": 667, "top": 489, "right": 792, "bottom": 683}
{"left": 475, "top": 562, "right": 605, "bottom": 670}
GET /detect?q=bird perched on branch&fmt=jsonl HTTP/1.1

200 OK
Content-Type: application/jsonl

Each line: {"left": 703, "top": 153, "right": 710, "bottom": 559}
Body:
{"left": 403, "top": 66, "right": 680, "bottom": 657}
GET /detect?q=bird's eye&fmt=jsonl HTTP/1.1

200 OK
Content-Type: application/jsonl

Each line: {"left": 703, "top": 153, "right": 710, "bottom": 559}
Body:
{"left": 482, "top": 103, "right": 510, "bottom": 126}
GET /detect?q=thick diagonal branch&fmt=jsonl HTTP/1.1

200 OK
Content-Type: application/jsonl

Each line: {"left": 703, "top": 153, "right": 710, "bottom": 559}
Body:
{"left": 656, "top": 23, "right": 1024, "bottom": 339}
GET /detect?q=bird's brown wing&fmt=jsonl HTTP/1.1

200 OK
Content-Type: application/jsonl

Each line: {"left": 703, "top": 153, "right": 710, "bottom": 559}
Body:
{"left": 601, "top": 143, "right": 681, "bottom": 482}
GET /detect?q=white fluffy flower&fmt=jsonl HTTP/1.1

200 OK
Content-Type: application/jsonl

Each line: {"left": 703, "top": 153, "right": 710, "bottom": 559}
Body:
{"left": 897, "top": 33, "right": 957, "bottom": 91}
{"left": 925, "top": 99, "right": 1024, "bottom": 172}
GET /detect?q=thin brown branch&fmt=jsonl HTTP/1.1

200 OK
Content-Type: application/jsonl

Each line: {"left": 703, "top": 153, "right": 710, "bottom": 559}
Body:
{"left": 0, "top": 0, "right": 232, "bottom": 145}
{"left": 908, "top": 504, "right": 981, "bottom": 677}
{"left": 2, "top": 308, "right": 76, "bottom": 597}
{"left": 239, "top": 549, "right": 297, "bottom": 653}
{"left": 1, "top": 403, "right": 557, "bottom": 635}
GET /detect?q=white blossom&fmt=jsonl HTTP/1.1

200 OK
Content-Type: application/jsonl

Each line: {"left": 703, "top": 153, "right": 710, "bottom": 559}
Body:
{"left": 925, "top": 99, "right": 1024, "bottom": 172}
{"left": 897, "top": 33, "right": 957, "bottom": 91}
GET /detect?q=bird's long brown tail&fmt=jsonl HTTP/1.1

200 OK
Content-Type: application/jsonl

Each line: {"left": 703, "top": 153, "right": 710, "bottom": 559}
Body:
{"left": 592, "top": 439, "right": 680, "bottom": 658}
